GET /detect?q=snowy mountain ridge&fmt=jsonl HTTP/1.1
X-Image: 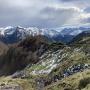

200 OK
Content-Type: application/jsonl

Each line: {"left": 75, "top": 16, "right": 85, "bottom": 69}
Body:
{"left": 0, "top": 25, "right": 90, "bottom": 43}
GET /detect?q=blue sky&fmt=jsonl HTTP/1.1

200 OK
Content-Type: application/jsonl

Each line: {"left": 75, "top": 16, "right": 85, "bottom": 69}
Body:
{"left": 0, "top": 0, "right": 90, "bottom": 28}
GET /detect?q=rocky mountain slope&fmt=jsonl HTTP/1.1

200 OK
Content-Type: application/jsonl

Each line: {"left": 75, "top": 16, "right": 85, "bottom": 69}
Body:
{"left": 43, "top": 31, "right": 90, "bottom": 90}
{"left": 0, "top": 30, "right": 89, "bottom": 90}
{"left": 24, "top": 31, "right": 89, "bottom": 90}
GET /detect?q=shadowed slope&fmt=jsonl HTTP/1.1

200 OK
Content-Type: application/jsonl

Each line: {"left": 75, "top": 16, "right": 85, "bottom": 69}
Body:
{"left": 0, "top": 35, "right": 49, "bottom": 75}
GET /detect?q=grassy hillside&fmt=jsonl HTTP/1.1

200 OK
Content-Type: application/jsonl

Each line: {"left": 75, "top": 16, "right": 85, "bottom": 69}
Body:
{"left": 45, "top": 70, "right": 90, "bottom": 90}
{"left": 0, "top": 33, "right": 89, "bottom": 90}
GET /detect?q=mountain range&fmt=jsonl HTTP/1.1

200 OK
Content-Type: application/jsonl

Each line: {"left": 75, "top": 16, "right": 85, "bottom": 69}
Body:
{"left": 0, "top": 25, "right": 90, "bottom": 44}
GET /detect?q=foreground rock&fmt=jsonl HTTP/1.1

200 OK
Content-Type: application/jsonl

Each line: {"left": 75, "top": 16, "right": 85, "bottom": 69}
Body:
{"left": 0, "top": 83, "right": 23, "bottom": 90}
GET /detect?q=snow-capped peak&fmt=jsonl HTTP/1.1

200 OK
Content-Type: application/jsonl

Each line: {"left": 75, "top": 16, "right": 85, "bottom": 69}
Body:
{"left": 5, "top": 26, "right": 13, "bottom": 30}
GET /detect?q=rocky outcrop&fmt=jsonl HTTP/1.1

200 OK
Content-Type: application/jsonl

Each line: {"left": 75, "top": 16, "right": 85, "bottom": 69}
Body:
{"left": 0, "top": 83, "right": 23, "bottom": 90}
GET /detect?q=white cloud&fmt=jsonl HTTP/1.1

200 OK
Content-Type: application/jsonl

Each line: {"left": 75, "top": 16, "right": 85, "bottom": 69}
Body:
{"left": 0, "top": 0, "right": 90, "bottom": 27}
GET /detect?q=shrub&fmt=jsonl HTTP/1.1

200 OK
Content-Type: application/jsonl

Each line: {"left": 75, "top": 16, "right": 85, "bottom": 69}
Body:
{"left": 78, "top": 77, "right": 90, "bottom": 89}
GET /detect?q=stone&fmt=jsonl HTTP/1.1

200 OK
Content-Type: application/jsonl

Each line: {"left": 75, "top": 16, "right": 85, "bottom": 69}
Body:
{"left": 0, "top": 84, "right": 23, "bottom": 90}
